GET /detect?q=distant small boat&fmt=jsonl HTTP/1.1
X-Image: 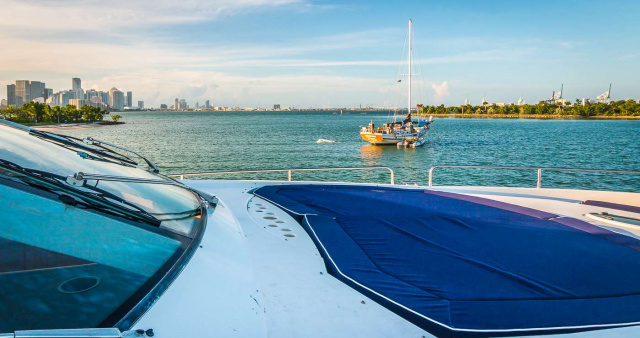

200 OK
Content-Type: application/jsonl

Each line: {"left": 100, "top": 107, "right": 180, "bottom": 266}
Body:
{"left": 316, "top": 139, "right": 336, "bottom": 144}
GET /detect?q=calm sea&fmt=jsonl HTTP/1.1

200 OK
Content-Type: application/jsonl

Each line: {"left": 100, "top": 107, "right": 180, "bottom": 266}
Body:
{"left": 55, "top": 110, "right": 640, "bottom": 192}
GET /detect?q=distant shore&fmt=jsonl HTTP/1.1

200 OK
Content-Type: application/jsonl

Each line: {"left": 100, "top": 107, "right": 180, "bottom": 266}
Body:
{"left": 416, "top": 114, "right": 640, "bottom": 120}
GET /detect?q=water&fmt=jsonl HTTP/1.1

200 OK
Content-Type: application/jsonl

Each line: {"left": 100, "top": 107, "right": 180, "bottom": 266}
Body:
{"left": 55, "top": 111, "right": 640, "bottom": 192}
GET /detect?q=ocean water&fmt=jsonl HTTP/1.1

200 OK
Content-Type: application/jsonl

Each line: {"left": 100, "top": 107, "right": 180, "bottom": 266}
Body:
{"left": 55, "top": 110, "right": 640, "bottom": 192}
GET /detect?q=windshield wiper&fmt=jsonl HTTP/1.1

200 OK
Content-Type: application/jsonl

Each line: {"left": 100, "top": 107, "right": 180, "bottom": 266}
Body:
{"left": 82, "top": 137, "right": 160, "bottom": 173}
{"left": 0, "top": 159, "right": 161, "bottom": 226}
{"left": 67, "top": 172, "right": 218, "bottom": 207}
{"left": 28, "top": 129, "right": 139, "bottom": 167}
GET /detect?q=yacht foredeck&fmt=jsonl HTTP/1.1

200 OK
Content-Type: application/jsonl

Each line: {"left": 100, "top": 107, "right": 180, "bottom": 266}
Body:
{"left": 132, "top": 179, "right": 640, "bottom": 338}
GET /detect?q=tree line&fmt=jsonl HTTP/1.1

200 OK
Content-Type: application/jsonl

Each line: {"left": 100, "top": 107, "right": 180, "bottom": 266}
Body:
{"left": 417, "top": 100, "right": 640, "bottom": 117}
{"left": 0, "top": 102, "right": 109, "bottom": 124}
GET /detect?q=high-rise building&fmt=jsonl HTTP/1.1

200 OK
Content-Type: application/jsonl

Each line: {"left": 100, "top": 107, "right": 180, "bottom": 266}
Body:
{"left": 6, "top": 84, "right": 16, "bottom": 106}
{"left": 15, "top": 80, "right": 30, "bottom": 106}
{"left": 99, "top": 91, "right": 109, "bottom": 106}
{"left": 160, "top": 104, "right": 168, "bottom": 109}
{"left": 72, "top": 78, "right": 81, "bottom": 91}
{"left": 179, "top": 99, "right": 187, "bottom": 110}
{"left": 71, "top": 78, "right": 83, "bottom": 102}
{"left": 205, "top": 100, "right": 210, "bottom": 109}
{"left": 44, "top": 88, "right": 53, "bottom": 101}
{"left": 138, "top": 101, "right": 144, "bottom": 109}
{"left": 86, "top": 89, "right": 98, "bottom": 102}
{"left": 174, "top": 98, "right": 179, "bottom": 110}
{"left": 126, "top": 91, "right": 132, "bottom": 107}
{"left": 56, "top": 91, "right": 71, "bottom": 107}
{"left": 69, "top": 99, "right": 87, "bottom": 109}
{"left": 109, "top": 87, "right": 125, "bottom": 111}
{"left": 274, "top": 104, "right": 281, "bottom": 110}
{"left": 29, "top": 81, "right": 45, "bottom": 101}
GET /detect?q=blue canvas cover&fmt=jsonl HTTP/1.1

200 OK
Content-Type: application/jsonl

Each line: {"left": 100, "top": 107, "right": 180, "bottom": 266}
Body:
{"left": 254, "top": 185, "right": 640, "bottom": 337}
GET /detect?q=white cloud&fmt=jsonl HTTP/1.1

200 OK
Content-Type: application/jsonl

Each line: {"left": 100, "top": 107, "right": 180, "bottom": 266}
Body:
{"left": 431, "top": 81, "right": 450, "bottom": 103}
{"left": 0, "top": 0, "right": 304, "bottom": 32}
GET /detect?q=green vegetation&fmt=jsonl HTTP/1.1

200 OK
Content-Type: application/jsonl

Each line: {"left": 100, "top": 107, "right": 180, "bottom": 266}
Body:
{"left": 111, "top": 114, "right": 123, "bottom": 122}
{"left": 0, "top": 102, "right": 108, "bottom": 125}
{"left": 417, "top": 100, "right": 640, "bottom": 118}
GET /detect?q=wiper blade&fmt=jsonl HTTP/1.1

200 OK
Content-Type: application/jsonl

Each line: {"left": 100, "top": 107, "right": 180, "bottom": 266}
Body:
{"left": 0, "top": 159, "right": 161, "bottom": 226}
{"left": 29, "top": 129, "right": 139, "bottom": 167}
{"left": 82, "top": 137, "right": 160, "bottom": 173}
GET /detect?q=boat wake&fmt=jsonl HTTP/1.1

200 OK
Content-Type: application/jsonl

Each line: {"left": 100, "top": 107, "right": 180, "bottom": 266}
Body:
{"left": 316, "top": 139, "right": 337, "bottom": 144}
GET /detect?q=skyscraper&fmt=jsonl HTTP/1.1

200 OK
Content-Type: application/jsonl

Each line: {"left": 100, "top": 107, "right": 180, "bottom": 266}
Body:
{"left": 109, "top": 87, "right": 125, "bottom": 111}
{"left": 6, "top": 84, "right": 16, "bottom": 106}
{"left": 29, "top": 81, "right": 45, "bottom": 101}
{"left": 205, "top": 100, "right": 210, "bottom": 109}
{"left": 99, "top": 91, "right": 109, "bottom": 106}
{"left": 174, "top": 98, "right": 179, "bottom": 110}
{"left": 15, "top": 80, "right": 30, "bottom": 106}
{"left": 138, "top": 101, "right": 144, "bottom": 109}
{"left": 125, "top": 91, "right": 132, "bottom": 107}
{"left": 72, "top": 78, "right": 81, "bottom": 91}
{"left": 71, "top": 78, "right": 83, "bottom": 102}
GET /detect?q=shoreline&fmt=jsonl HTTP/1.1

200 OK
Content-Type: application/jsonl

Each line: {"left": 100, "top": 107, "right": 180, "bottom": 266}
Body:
{"left": 415, "top": 114, "right": 640, "bottom": 120}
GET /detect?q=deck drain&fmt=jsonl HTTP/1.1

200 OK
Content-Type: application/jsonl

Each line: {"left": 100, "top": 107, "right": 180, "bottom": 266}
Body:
{"left": 255, "top": 203, "right": 263, "bottom": 206}
{"left": 276, "top": 221, "right": 285, "bottom": 224}
{"left": 266, "top": 212, "right": 275, "bottom": 215}
{"left": 281, "top": 228, "right": 292, "bottom": 232}
{"left": 256, "top": 210, "right": 264, "bottom": 213}
{"left": 260, "top": 207, "right": 267, "bottom": 210}
{"left": 284, "top": 234, "right": 296, "bottom": 238}
{"left": 263, "top": 216, "right": 277, "bottom": 220}
{"left": 268, "top": 224, "right": 278, "bottom": 227}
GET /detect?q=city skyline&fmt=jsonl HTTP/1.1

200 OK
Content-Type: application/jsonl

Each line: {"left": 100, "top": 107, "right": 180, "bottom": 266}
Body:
{"left": 0, "top": 0, "right": 639, "bottom": 108}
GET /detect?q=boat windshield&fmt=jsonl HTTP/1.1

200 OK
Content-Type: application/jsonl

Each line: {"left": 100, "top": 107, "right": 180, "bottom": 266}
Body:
{"left": 0, "top": 123, "right": 205, "bottom": 333}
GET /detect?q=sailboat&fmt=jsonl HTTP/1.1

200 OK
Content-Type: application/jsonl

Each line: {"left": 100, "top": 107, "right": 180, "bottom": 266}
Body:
{"left": 360, "top": 19, "right": 434, "bottom": 148}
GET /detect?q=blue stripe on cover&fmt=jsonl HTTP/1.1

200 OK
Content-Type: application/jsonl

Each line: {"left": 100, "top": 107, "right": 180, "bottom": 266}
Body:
{"left": 254, "top": 185, "right": 640, "bottom": 337}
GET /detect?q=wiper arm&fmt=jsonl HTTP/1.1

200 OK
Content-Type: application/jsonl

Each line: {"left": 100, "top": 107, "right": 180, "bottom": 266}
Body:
{"left": 67, "top": 172, "right": 219, "bottom": 206}
{"left": 67, "top": 172, "right": 183, "bottom": 187}
{"left": 28, "top": 129, "right": 139, "bottom": 167}
{"left": 83, "top": 137, "right": 160, "bottom": 173}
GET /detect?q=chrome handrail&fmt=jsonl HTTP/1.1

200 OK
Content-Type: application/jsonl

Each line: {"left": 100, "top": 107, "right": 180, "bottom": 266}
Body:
{"left": 168, "top": 166, "right": 395, "bottom": 185}
{"left": 428, "top": 165, "right": 640, "bottom": 188}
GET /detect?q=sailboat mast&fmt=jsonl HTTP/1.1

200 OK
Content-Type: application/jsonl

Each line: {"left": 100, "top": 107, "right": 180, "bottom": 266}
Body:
{"left": 408, "top": 19, "right": 412, "bottom": 116}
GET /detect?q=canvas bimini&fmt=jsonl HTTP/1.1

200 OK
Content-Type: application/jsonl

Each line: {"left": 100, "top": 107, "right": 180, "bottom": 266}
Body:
{"left": 360, "top": 19, "right": 434, "bottom": 148}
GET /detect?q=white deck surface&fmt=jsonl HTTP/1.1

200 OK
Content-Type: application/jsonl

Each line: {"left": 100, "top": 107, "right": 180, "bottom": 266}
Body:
{"left": 133, "top": 180, "right": 640, "bottom": 337}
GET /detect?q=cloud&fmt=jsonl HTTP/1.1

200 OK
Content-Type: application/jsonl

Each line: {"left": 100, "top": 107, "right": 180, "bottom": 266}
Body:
{"left": 557, "top": 41, "right": 582, "bottom": 49}
{"left": 431, "top": 81, "right": 450, "bottom": 103}
{"left": 0, "top": 0, "right": 305, "bottom": 33}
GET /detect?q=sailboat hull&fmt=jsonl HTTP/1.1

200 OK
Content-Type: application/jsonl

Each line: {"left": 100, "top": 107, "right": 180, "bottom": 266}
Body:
{"left": 359, "top": 132, "right": 401, "bottom": 145}
{"left": 360, "top": 129, "right": 428, "bottom": 145}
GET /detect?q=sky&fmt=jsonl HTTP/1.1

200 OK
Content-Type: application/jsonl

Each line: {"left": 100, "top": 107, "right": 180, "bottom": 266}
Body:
{"left": 1, "top": 0, "right": 639, "bottom": 108}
